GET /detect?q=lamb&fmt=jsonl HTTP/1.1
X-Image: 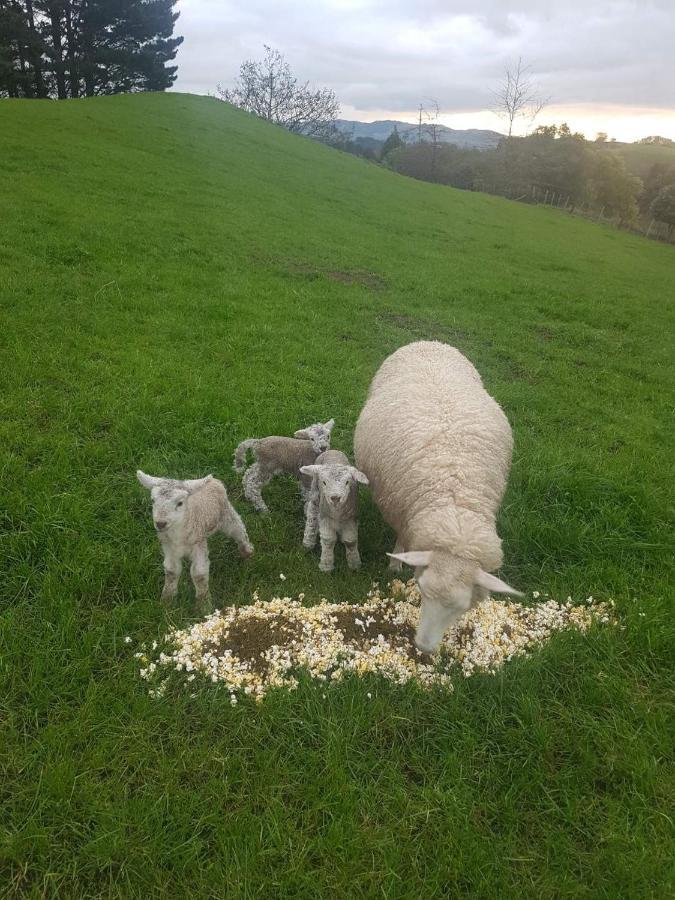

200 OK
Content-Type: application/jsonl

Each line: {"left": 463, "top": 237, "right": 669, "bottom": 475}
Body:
{"left": 233, "top": 419, "right": 335, "bottom": 514}
{"left": 300, "top": 449, "right": 369, "bottom": 572}
{"left": 353, "top": 341, "right": 521, "bottom": 653}
{"left": 137, "top": 471, "right": 253, "bottom": 612}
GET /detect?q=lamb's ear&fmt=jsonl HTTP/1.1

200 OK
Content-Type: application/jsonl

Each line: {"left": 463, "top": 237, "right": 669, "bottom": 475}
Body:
{"left": 324, "top": 418, "right": 335, "bottom": 432}
{"left": 350, "top": 467, "right": 369, "bottom": 485}
{"left": 387, "top": 551, "right": 433, "bottom": 569}
{"left": 182, "top": 475, "right": 213, "bottom": 494}
{"left": 137, "top": 470, "right": 163, "bottom": 490}
{"left": 299, "top": 465, "right": 320, "bottom": 477}
{"left": 475, "top": 570, "right": 523, "bottom": 596}
{"left": 294, "top": 428, "right": 310, "bottom": 440}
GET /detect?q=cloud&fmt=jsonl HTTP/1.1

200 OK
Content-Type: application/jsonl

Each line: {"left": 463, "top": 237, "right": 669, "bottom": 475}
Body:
{"left": 173, "top": 0, "right": 675, "bottom": 134}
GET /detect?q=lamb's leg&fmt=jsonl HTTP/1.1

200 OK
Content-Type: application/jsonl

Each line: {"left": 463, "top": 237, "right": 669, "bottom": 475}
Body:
{"left": 161, "top": 546, "right": 182, "bottom": 603}
{"left": 388, "top": 536, "right": 404, "bottom": 571}
{"left": 341, "top": 521, "right": 361, "bottom": 570}
{"left": 243, "top": 463, "right": 271, "bottom": 514}
{"left": 190, "top": 541, "right": 212, "bottom": 614}
{"left": 318, "top": 522, "right": 337, "bottom": 573}
{"left": 415, "top": 595, "right": 471, "bottom": 654}
{"left": 221, "top": 503, "right": 254, "bottom": 558}
{"left": 303, "top": 491, "right": 320, "bottom": 550}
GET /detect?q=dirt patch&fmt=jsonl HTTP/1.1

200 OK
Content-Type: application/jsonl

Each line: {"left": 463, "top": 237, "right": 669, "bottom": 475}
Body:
{"left": 281, "top": 260, "right": 387, "bottom": 290}
{"left": 208, "top": 613, "right": 303, "bottom": 676}
{"left": 329, "top": 603, "right": 426, "bottom": 662}
{"left": 378, "top": 311, "right": 472, "bottom": 343}
{"left": 534, "top": 326, "right": 555, "bottom": 341}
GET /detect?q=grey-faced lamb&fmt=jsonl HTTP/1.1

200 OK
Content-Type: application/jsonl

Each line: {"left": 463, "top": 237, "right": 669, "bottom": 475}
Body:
{"left": 233, "top": 419, "right": 335, "bottom": 514}
{"left": 137, "top": 471, "right": 253, "bottom": 612}
{"left": 300, "top": 449, "right": 368, "bottom": 572}
{"left": 353, "top": 341, "right": 521, "bottom": 653}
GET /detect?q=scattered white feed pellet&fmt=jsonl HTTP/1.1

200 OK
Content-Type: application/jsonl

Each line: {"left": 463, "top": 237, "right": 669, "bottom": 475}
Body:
{"left": 124, "top": 636, "right": 132, "bottom": 644}
{"left": 137, "top": 579, "right": 613, "bottom": 702}
{"left": 279, "top": 573, "right": 287, "bottom": 581}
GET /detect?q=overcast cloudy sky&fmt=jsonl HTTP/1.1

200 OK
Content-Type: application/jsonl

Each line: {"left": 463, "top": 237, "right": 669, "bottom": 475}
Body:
{"left": 172, "top": 0, "right": 675, "bottom": 141}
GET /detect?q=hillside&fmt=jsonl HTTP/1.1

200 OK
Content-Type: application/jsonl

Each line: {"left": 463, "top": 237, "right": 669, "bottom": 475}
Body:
{"left": 338, "top": 116, "right": 503, "bottom": 148}
{"left": 0, "top": 93, "right": 673, "bottom": 897}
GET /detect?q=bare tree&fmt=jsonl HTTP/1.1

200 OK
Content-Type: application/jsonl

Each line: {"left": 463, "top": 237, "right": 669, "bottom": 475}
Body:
{"left": 492, "top": 58, "right": 548, "bottom": 137}
{"left": 217, "top": 46, "right": 340, "bottom": 141}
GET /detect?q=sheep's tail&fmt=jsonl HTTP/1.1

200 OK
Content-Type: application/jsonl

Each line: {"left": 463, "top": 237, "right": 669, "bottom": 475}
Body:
{"left": 233, "top": 438, "right": 259, "bottom": 474}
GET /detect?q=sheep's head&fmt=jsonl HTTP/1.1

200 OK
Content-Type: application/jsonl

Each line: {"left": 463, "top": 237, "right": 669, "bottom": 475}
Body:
{"left": 300, "top": 463, "right": 368, "bottom": 509}
{"left": 294, "top": 419, "right": 335, "bottom": 454}
{"left": 136, "top": 471, "right": 212, "bottom": 533}
{"left": 387, "top": 550, "right": 522, "bottom": 653}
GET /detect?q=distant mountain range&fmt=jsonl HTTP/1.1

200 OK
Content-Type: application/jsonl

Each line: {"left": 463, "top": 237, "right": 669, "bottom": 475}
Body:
{"left": 336, "top": 118, "right": 504, "bottom": 150}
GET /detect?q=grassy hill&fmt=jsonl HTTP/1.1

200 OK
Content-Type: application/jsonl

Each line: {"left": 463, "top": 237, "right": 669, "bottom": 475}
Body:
{"left": 0, "top": 93, "right": 673, "bottom": 897}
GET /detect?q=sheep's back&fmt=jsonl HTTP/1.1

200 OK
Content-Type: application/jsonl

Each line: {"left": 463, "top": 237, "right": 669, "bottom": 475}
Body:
{"left": 354, "top": 342, "right": 512, "bottom": 531}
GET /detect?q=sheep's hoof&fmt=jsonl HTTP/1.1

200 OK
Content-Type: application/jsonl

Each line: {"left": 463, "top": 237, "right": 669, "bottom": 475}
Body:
{"left": 239, "top": 543, "right": 254, "bottom": 558}
{"left": 319, "top": 563, "right": 334, "bottom": 573}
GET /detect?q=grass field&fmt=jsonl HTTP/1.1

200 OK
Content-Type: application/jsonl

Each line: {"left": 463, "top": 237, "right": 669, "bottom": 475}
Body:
{"left": 1, "top": 93, "right": 673, "bottom": 898}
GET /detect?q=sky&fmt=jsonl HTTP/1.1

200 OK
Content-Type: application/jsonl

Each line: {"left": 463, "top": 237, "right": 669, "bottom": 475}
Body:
{"left": 172, "top": 0, "right": 675, "bottom": 142}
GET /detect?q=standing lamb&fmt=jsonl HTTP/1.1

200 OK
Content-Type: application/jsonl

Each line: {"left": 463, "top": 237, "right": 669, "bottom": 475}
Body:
{"left": 233, "top": 419, "right": 335, "bottom": 514}
{"left": 137, "top": 471, "right": 253, "bottom": 612}
{"left": 300, "top": 449, "right": 369, "bottom": 572}
{"left": 353, "top": 341, "right": 521, "bottom": 653}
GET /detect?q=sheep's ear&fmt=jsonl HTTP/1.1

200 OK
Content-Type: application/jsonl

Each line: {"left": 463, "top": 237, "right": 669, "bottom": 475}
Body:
{"left": 350, "top": 467, "right": 369, "bottom": 485}
{"left": 387, "top": 551, "right": 433, "bottom": 569}
{"left": 183, "top": 475, "right": 213, "bottom": 494}
{"left": 137, "top": 470, "right": 163, "bottom": 490}
{"left": 324, "top": 418, "right": 335, "bottom": 432}
{"left": 294, "top": 428, "right": 310, "bottom": 440}
{"left": 475, "top": 570, "right": 523, "bottom": 596}
{"left": 300, "top": 465, "right": 320, "bottom": 477}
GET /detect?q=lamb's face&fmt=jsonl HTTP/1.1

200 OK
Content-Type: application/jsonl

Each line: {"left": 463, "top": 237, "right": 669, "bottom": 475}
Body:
{"left": 149, "top": 484, "right": 189, "bottom": 533}
{"left": 317, "top": 465, "right": 357, "bottom": 508}
{"left": 294, "top": 419, "right": 335, "bottom": 454}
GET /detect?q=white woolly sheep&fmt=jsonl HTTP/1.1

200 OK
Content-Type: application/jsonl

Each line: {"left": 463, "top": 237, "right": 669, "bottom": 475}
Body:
{"left": 137, "top": 471, "right": 253, "bottom": 611}
{"left": 300, "top": 449, "right": 369, "bottom": 572}
{"left": 353, "top": 341, "right": 521, "bottom": 653}
{"left": 233, "top": 419, "right": 335, "bottom": 514}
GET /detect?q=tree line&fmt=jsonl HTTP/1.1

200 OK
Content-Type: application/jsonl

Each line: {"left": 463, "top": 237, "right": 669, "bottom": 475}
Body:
{"left": 0, "top": 0, "right": 182, "bottom": 99}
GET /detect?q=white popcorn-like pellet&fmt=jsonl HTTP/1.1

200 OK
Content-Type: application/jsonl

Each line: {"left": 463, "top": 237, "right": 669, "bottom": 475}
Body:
{"left": 136, "top": 579, "right": 613, "bottom": 702}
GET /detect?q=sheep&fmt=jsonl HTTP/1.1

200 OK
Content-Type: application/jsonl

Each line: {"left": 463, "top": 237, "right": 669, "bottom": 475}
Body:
{"left": 233, "top": 419, "right": 335, "bottom": 514}
{"left": 353, "top": 341, "right": 521, "bottom": 653}
{"left": 136, "top": 471, "right": 253, "bottom": 611}
{"left": 300, "top": 449, "right": 369, "bottom": 572}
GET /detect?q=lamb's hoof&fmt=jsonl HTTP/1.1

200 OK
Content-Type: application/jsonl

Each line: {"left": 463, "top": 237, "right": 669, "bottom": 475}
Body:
{"left": 196, "top": 595, "right": 213, "bottom": 616}
{"left": 239, "top": 543, "right": 254, "bottom": 558}
{"left": 347, "top": 560, "right": 361, "bottom": 571}
{"left": 319, "top": 564, "right": 334, "bottom": 573}
{"left": 160, "top": 591, "right": 177, "bottom": 606}
{"left": 303, "top": 540, "right": 316, "bottom": 551}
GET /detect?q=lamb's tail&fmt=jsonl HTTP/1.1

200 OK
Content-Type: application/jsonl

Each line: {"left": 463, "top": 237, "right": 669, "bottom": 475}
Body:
{"left": 233, "top": 438, "right": 260, "bottom": 474}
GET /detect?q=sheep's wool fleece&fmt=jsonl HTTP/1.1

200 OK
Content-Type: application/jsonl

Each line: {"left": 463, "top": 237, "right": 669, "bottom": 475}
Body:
{"left": 354, "top": 342, "right": 512, "bottom": 568}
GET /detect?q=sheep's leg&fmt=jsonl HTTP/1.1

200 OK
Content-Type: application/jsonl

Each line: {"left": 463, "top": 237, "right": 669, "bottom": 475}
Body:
{"left": 160, "top": 547, "right": 182, "bottom": 603}
{"left": 341, "top": 521, "right": 361, "bottom": 570}
{"left": 303, "top": 492, "right": 320, "bottom": 550}
{"left": 243, "top": 463, "right": 271, "bottom": 514}
{"left": 221, "top": 504, "right": 254, "bottom": 558}
{"left": 190, "top": 541, "right": 212, "bottom": 613}
{"left": 318, "top": 522, "right": 337, "bottom": 573}
{"left": 388, "top": 536, "right": 404, "bottom": 571}
{"left": 471, "top": 584, "right": 489, "bottom": 607}
{"left": 415, "top": 595, "right": 471, "bottom": 654}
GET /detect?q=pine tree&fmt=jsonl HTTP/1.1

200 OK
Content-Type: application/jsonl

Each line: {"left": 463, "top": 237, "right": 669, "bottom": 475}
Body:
{"left": 1, "top": 0, "right": 183, "bottom": 99}
{"left": 380, "top": 127, "right": 403, "bottom": 160}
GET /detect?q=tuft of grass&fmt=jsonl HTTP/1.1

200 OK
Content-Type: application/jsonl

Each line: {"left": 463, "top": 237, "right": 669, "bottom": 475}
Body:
{"left": 0, "top": 93, "right": 673, "bottom": 897}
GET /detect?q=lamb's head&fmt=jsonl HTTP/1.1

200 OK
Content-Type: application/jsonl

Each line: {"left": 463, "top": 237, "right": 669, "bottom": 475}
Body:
{"left": 387, "top": 550, "right": 522, "bottom": 653}
{"left": 136, "top": 471, "right": 212, "bottom": 533}
{"left": 294, "top": 419, "right": 335, "bottom": 454}
{"left": 300, "top": 463, "right": 368, "bottom": 509}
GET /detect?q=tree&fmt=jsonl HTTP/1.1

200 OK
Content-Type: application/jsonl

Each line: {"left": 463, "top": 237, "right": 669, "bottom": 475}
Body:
{"left": 585, "top": 152, "right": 642, "bottom": 225}
{"left": 595, "top": 132, "right": 608, "bottom": 143}
{"left": 0, "top": 0, "right": 182, "bottom": 99}
{"left": 637, "top": 135, "right": 675, "bottom": 146}
{"left": 639, "top": 161, "right": 675, "bottom": 213}
{"left": 650, "top": 184, "right": 675, "bottom": 230}
{"left": 492, "top": 57, "right": 548, "bottom": 137}
{"left": 218, "top": 46, "right": 340, "bottom": 140}
{"left": 380, "top": 126, "right": 402, "bottom": 161}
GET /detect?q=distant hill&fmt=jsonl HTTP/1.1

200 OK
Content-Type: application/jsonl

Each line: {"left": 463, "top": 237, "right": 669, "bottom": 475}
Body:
{"left": 337, "top": 118, "right": 503, "bottom": 150}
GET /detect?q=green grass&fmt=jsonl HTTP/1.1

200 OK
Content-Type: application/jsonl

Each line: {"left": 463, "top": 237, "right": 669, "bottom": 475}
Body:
{"left": 0, "top": 92, "right": 673, "bottom": 898}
